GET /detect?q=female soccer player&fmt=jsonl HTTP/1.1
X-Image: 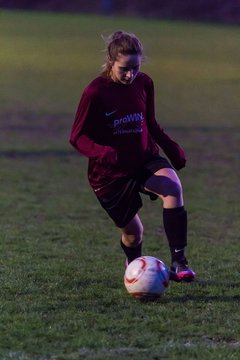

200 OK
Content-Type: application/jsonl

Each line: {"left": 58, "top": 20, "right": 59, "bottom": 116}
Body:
{"left": 70, "top": 31, "right": 195, "bottom": 282}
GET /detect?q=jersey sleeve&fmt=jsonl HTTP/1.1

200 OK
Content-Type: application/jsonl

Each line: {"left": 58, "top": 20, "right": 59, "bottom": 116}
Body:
{"left": 70, "top": 88, "right": 114, "bottom": 159}
{"left": 146, "top": 78, "right": 186, "bottom": 170}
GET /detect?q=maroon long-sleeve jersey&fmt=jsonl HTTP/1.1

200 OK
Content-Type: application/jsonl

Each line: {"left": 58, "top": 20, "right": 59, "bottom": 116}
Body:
{"left": 70, "top": 72, "right": 186, "bottom": 192}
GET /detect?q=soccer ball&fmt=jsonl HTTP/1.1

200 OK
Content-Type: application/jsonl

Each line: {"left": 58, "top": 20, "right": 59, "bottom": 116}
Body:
{"left": 124, "top": 256, "right": 169, "bottom": 299}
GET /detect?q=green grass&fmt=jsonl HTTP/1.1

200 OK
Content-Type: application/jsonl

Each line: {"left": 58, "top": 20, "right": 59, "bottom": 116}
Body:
{"left": 1, "top": 10, "right": 240, "bottom": 126}
{"left": 0, "top": 9, "right": 240, "bottom": 360}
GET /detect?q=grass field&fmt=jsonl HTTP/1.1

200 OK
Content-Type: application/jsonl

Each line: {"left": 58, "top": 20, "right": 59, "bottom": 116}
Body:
{"left": 0, "top": 9, "right": 240, "bottom": 360}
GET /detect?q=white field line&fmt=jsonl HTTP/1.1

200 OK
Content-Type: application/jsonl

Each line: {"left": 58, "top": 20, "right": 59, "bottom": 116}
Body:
{"left": 165, "top": 338, "right": 240, "bottom": 350}
{"left": 3, "top": 340, "right": 240, "bottom": 360}
{"left": 78, "top": 347, "right": 148, "bottom": 356}
{"left": 77, "top": 340, "right": 240, "bottom": 357}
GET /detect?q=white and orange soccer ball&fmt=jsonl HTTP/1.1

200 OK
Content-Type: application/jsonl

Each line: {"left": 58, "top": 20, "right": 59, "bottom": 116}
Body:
{"left": 124, "top": 256, "right": 169, "bottom": 299}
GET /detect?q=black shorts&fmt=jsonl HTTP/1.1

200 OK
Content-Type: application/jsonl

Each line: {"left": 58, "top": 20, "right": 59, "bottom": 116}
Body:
{"left": 96, "top": 155, "right": 173, "bottom": 228}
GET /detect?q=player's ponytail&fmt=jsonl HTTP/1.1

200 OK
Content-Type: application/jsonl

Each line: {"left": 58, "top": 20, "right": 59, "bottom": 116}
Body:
{"left": 101, "top": 31, "right": 143, "bottom": 78}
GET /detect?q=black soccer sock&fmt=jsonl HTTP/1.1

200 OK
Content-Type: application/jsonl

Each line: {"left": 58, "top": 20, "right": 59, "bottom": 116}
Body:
{"left": 163, "top": 206, "right": 187, "bottom": 263}
{"left": 120, "top": 240, "right": 142, "bottom": 264}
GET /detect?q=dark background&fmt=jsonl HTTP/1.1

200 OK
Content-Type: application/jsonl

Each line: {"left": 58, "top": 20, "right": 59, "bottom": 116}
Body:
{"left": 0, "top": 0, "right": 240, "bottom": 24}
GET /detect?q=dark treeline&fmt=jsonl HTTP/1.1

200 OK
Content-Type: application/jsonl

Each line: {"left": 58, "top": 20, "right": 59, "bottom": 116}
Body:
{"left": 0, "top": 0, "right": 240, "bottom": 24}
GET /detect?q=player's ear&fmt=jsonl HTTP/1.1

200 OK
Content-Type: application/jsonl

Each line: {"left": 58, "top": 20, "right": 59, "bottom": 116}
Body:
{"left": 107, "top": 55, "right": 114, "bottom": 66}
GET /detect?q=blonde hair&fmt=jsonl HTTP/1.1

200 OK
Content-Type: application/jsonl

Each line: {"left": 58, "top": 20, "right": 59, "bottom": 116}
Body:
{"left": 101, "top": 31, "right": 143, "bottom": 78}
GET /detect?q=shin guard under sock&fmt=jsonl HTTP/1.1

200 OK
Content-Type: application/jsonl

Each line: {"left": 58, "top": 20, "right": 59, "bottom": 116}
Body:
{"left": 163, "top": 206, "right": 187, "bottom": 262}
{"left": 120, "top": 240, "right": 142, "bottom": 264}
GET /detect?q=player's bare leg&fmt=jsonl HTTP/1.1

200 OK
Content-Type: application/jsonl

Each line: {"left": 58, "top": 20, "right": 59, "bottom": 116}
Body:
{"left": 144, "top": 168, "right": 183, "bottom": 208}
{"left": 144, "top": 168, "right": 195, "bottom": 282}
{"left": 120, "top": 214, "right": 143, "bottom": 265}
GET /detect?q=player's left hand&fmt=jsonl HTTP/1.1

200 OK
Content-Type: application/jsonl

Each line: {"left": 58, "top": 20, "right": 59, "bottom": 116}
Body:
{"left": 171, "top": 152, "right": 186, "bottom": 170}
{"left": 167, "top": 143, "right": 186, "bottom": 170}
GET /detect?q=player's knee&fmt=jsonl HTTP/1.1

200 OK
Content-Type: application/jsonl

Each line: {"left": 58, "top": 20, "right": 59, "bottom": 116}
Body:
{"left": 171, "top": 181, "right": 183, "bottom": 199}
{"left": 123, "top": 233, "right": 143, "bottom": 247}
{"left": 121, "top": 214, "right": 144, "bottom": 247}
{"left": 122, "top": 223, "right": 144, "bottom": 247}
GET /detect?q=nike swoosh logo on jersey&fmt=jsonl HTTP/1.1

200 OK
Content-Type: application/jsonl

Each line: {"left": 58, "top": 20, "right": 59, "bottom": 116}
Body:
{"left": 105, "top": 110, "right": 117, "bottom": 116}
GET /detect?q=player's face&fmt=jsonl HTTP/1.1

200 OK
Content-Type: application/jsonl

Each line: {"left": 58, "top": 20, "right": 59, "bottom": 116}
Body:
{"left": 110, "top": 53, "right": 141, "bottom": 85}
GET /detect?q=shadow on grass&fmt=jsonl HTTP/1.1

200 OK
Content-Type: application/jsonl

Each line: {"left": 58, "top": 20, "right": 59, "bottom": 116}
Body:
{"left": 196, "top": 279, "right": 240, "bottom": 289}
{"left": 165, "top": 294, "right": 240, "bottom": 304}
{"left": 163, "top": 279, "right": 240, "bottom": 303}
{"left": 138, "top": 280, "right": 240, "bottom": 304}
{"left": 137, "top": 294, "right": 240, "bottom": 304}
